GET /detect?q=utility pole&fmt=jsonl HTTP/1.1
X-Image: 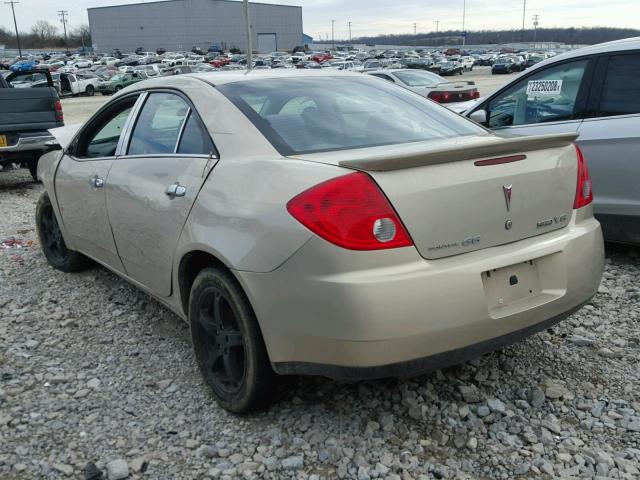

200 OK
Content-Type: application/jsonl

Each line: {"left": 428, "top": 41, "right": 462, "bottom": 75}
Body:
{"left": 58, "top": 10, "right": 69, "bottom": 51}
{"left": 532, "top": 14, "right": 539, "bottom": 43}
{"left": 435, "top": 20, "right": 439, "bottom": 33}
{"left": 243, "top": 0, "right": 252, "bottom": 71}
{"left": 5, "top": 1, "right": 22, "bottom": 58}
{"left": 331, "top": 19, "right": 335, "bottom": 49}
{"left": 461, "top": 0, "right": 466, "bottom": 46}
{"left": 348, "top": 21, "right": 352, "bottom": 42}
{"left": 413, "top": 22, "right": 417, "bottom": 35}
{"left": 521, "top": 0, "right": 526, "bottom": 41}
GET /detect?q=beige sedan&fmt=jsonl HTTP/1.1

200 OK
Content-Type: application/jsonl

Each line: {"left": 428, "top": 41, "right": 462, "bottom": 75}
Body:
{"left": 36, "top": 71, "right": 604, "bottom": 412}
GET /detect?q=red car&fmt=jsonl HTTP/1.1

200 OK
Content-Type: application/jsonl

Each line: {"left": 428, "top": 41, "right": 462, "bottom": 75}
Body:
{"left": 311, "top": 52, "right": 333, "bottom": 63}
{"left": 209, "top": 57, "right": 231, "bottom": 68}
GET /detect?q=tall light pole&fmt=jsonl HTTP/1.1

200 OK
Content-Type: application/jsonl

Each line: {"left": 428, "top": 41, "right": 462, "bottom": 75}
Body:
{"left": 348, "top": 21, "right": 352, "bottom": 42}
{"left": 435, "top": 20, "right": 439, "bottom": 33}
{"left": 243, "top": 0, "right": 252, "bottom": 71}
{"left": 58, "top": 10, "right": 69, "bottom": 51}
{"left": 461, "top": 0, "right": 466, "bottom": 46}
{"left": 331, "top": 19, "right": 335, "bottom": 49}
{"left": 532, "top": 14, "right": 539, "bottom": 43}
{"left": 521, "top": 0, "right": 526, "bottom": 41}
{"left": 5, "top": 1, "right": 22, "bottom": 58}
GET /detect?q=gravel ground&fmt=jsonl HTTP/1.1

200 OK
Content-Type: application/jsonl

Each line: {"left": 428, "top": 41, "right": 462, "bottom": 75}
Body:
{"left": 1, "top": 167, "right": 639, "bottom": 480}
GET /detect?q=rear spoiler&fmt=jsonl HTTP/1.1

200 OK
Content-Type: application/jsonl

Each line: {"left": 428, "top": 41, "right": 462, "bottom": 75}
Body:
{"left": 339, "top": 132, "right": 579, "bottom": 172}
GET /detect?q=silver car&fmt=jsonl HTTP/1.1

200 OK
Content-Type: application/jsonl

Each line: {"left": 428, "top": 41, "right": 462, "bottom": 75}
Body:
{"left": 37, "top": 71, "right": 603, "bottom": 412}
{"left": 466, "top": 37, "right": 640, "bottom": 245}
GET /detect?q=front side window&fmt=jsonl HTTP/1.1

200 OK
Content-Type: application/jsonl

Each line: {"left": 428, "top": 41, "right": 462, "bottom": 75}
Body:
{"left": 127, "top": 93, "right": 190, "bottom": 155}
{"left": 75, "top": 97, "right": 138, "bottom": 158}
{"left": 599, "top": 53, "right": 640, "bottom": 117}
{"left": 486, "top": 59, "right": 589, "bottom": 128}
{"left": 218, "top": 76, "right": 484, "bottom": 155}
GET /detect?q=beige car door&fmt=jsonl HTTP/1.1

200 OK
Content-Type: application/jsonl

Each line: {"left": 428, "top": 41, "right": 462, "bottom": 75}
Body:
{"left": 105, "top": 91, "right": 216, "bottom": 296}
{"left": 55, "top": 94, "right": 141, "bottom": 271}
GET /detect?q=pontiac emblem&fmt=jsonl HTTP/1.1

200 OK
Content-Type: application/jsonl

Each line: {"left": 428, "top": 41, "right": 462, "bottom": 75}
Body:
{"left": 502, "top": 184, "right": 513, "bottom": 212}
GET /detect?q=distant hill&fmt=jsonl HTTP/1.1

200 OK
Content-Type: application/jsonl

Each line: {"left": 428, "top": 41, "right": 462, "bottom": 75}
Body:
{"left": 350, "top": 27, "right": 640, "bottom": 47}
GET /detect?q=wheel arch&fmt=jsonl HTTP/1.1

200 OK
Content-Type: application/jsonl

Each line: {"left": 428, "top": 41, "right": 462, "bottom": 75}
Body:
{"left": 178, "top": 249, "right": 238, "bottom": 317}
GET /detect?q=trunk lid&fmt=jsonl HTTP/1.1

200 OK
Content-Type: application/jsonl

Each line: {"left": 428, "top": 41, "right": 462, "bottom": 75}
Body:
{"left": 291, "top": 133, "right": 578, "bottom": 259}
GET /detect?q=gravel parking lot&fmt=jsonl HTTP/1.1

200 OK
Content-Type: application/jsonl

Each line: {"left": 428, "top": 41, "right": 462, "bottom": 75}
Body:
{"left": 1, "top": 67, "right": 639, "bottom": 480}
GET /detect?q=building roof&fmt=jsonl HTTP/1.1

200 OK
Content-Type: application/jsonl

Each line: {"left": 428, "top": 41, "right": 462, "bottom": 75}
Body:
{"left": 88, "top": 0, "right": 301, "bottom": 11}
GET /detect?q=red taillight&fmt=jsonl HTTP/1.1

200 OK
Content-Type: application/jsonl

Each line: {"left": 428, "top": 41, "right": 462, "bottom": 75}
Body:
{"left": 429, "top": 92, "right": 443, "bottom": 103}
{"left": 54, "top": 100, "right": 63, "bottom": 123}
{"left": 472, "top": 90, "right": 480, "bottom": 99}
{"left": 573, "top": 144, "right": 593, "bottom": 209}
{"left": 286, "top": 172, "right": 413, "bottom": 250}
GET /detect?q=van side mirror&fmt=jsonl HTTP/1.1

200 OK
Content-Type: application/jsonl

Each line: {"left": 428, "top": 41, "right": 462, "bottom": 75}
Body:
{"left": 469, "top": 109, "right": 487, "bottom": 125}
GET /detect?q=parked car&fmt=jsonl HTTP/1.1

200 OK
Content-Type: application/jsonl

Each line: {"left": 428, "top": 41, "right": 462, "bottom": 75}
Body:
{"left": 491, "top": 58, "right": 517, "bottom": 74}
{"left": 439, "top": 61, "right": 464, "bottom": 76}
{"left": 38, "top": 71, "right": 603, "bottom": 412}
{"left": 58, "top": 72, "right": 100, "bottom": 97}
{"left": 466, "top": 37, "right": 640, "bottom": 245}
{"left": 0, "top": 70, "right": 62, "bottom": 180}
{"left": 97, "top": 71, "right": 148, "bottom": 95}
{"left": 9, "top": 59, "right": 39, "bottom": 72}
{"left": 368, "top": 69, "right": 479, "bottom": 105}
{"left": 459, "top": 56, "right": 475, "bottom": 71}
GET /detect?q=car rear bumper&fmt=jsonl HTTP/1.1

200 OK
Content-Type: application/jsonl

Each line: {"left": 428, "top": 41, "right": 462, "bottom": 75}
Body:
{"left": 0, "top": 131, "right": 58, "bottom": 154}
{"left": 236, "top": 208, "right": 604, "bottom": 379}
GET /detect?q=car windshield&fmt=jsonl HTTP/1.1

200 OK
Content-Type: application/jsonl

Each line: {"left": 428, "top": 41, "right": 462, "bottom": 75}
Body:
{"left": 110, "top": 74, "right": 125, "bottom": 81}
{"left": 218, "top": 76, "right": 484, "bottom": 155}
{"left": 393, "top": 70, "right": 446, "bottom": 87}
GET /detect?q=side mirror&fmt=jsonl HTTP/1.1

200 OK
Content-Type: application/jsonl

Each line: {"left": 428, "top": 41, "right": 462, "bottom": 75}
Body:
{"left": 469, "top": 109, "right": 487, "bottom": 125}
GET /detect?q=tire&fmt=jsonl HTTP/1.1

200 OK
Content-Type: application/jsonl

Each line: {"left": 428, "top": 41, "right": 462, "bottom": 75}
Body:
{"left": 27, "top": 155, "right": 39, "bottom": 182}
{"left": 189, "top": 267, "right": 277, "bottom": 413}
{"left": 36, "top": 192, "right": 91, "bottom": 272}
{"left": 85, "top": 85, "right": 95, "bottom": 96}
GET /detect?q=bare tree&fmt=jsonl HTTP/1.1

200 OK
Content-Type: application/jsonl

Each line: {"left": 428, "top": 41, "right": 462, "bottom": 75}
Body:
{"left": 30, "top": 20, "right": 58, "bottom": 44}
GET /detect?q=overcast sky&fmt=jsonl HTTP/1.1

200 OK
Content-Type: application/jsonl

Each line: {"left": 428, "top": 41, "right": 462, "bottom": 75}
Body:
{"left": 2, "top": 0, "right": 639, "bottom": 39}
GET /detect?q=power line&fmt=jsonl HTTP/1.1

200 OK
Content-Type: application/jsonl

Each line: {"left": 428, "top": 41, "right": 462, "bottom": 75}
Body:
{"left": 4, "top": 1, "right": 22, "bottom": 58}
{"left": 532, "top": 14, "right": 540, "bottom": 42}
{"left": 331, "top": 19, "right": 335, "bottom": 49}
{"left": 521, "top": 0, "right": 527, "bottom": 41}
{"left": 58, "top": 10, "right": 69, "bottom": 51}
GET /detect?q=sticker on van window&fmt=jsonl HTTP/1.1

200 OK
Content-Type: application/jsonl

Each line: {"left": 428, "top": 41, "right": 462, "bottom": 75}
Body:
{"left": 526, "top": 79, "right": 563, "bottom": 95}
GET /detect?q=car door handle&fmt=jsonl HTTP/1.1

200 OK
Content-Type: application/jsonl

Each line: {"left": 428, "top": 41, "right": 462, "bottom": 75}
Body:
{"left": 91, "top": 176, "right": 104, "bottom": 188}
{"left": 165, "top": 183, "right": 186, "bottom": 198}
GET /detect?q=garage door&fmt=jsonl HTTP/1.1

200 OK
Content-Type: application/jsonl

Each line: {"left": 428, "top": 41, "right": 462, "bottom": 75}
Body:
{"left": 257, "top": 33, "right": 277, "bottom": 53}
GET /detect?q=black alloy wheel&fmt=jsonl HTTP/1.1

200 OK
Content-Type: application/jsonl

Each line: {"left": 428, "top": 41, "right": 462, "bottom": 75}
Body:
{"left": 36, "top": 192, "right": 90, "bottom": 272}
{"left": 189, "top": 267, "right": 276, "bottom": 413}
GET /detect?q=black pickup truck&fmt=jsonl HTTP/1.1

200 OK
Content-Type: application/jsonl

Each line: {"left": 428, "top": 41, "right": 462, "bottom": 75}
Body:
{"left": 0, "top": 70, "right": 63, "bottom": 180}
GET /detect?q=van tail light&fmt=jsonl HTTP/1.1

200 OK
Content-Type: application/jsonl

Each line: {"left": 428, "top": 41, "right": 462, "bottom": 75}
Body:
{"left": 286, "top": 172, "right": 413, "bottom": 250}
{"left": 54, "top": 100, "right": 64, "bottom": 123}
{"left": 573, "top": 144, "right": 593, "bottom": 209}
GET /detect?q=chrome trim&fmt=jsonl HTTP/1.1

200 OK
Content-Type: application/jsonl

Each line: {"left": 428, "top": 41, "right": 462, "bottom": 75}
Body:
{"left": 174, "top": 108, "right": 191, "bottom": 153}
{"left": 502, "top": 184, "right": 513, "bottom": 212}
{"left": 115, "top": 153, "right": 216, "bottom": 160}
{"left": 0, "top": 134, "right": 58, "bottom": 152}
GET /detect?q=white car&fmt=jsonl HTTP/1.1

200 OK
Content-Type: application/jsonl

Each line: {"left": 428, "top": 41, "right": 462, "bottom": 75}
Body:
{"left": 58, "top": 72, "right": 100, "bottom": 96}
{"left": 162, "top": 55, "right": 186, "bottom": 67}
{"left": 459, "top": 56, "right": 475, "bottom": 71}
{"left": 71, "top": 59, "right": 92, "bottom": 69}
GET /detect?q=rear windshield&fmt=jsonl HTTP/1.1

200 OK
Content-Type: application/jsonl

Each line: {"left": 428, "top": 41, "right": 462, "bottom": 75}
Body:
{"left": 394, "top": 70, "right": 446, "bottom": 87}
{"left": 217, "top": 76, "right": 483, "bottom": 155}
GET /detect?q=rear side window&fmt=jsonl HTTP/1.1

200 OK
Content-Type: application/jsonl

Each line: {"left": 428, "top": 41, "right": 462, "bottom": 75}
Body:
{"left": 128, "top": 93, "right": 189, "bottom": 155}
{"left": 177, "top": 113, "right": 214, "bottom": 155}
{"left": 218, "top": 76, "right": 484, "bottom": 155}
{"left": 599, "top": 53, "right": 640, "bottom": 117}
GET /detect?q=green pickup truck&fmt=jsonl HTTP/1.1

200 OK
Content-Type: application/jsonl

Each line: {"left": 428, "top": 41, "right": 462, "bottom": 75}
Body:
{"left": 98, "top": 71, "right": 148, "bottom": 95}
